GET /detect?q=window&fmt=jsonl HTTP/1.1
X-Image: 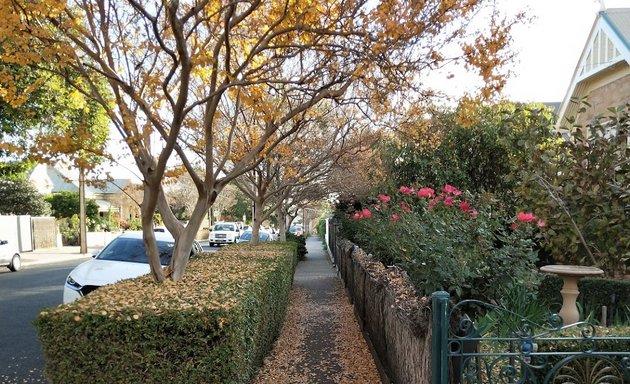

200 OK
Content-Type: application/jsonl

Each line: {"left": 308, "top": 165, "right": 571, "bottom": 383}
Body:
{"left": 97, "top": 238, "right": 174, "bottom": 265}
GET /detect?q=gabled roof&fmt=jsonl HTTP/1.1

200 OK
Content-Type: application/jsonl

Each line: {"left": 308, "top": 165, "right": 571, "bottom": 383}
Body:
{"left": 28, "top": 163, "right": 134, "bottom": 197}
{"left": 556, "top": 8, "right": 630, "bottom": 126}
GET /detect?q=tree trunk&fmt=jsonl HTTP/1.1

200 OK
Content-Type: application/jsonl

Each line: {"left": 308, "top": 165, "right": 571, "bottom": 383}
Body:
{"left": 250, "top": 198, "right": 263, "bottom": 245}
{"left": 170, "top": 198, "right": 211, "bottom": 279}
{"left": 277, "top": 208, "right": 287, "bottom": 242}
{"left": 142, "top": 183, "right": 165, "bottom": 282}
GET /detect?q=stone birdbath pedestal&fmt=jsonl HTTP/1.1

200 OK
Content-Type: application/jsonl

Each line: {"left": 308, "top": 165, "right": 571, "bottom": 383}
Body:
{"left": 539, "top": 265, "right": 604, "bottom": 325}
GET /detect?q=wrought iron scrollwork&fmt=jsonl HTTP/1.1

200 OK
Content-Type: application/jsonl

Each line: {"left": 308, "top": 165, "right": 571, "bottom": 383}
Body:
{"left": 547, "top": 356, "right": 625, "bottom": 384}
{"left": 445, "top": 299, "right": 630, "bottom": 384}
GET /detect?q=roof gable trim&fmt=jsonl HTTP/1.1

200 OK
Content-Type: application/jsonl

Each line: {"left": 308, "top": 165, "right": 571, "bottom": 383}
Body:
{"left": 577, "top": 22, "right": 626, "bottom": 80}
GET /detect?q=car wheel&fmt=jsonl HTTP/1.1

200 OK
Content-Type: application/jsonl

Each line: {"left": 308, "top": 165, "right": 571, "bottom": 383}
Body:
{"left": 9, "top": 253, "right": 21, "bottom": 272}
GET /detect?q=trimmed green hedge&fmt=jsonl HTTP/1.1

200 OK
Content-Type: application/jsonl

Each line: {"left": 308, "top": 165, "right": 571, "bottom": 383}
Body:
{"left": 34, "top": 242, "right": 298, "bottom": 383}
{"left": 538, "top": 274, "right": 630, "bottom": 324}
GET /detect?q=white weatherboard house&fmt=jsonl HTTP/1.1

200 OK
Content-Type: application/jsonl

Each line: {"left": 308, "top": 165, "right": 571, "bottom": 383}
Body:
{"left": 28, "top": 163, "right": 140, "bottom": 221}
{"left": 557, "top": 7, "right": 630, "bottom": 134}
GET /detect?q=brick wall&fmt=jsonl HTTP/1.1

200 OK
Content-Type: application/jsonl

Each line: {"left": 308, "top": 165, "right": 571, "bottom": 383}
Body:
{"left": 578, "top": 73, "right": 630, "bottom": 127}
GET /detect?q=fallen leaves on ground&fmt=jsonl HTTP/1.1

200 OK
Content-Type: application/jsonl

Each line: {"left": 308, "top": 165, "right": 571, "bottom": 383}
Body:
{"left": 253, "top": 285, "right": 382, "bottom": 384}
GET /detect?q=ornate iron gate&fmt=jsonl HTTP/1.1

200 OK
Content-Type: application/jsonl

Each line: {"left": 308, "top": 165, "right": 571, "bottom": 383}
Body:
{"left": 431, "top": 291, "right": 630, "bottom": 384}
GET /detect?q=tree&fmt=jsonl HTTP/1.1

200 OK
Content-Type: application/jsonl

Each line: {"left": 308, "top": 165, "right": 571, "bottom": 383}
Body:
{"left": 210, "top": 184, "right": 240, "bottom": 223}
{"left": 2, "top": 0, "right": 520, "bottom": 281}
{"left": 276, "top": 182, "right": 331, "bottom": 241}
{"left": 0, "top": 159, "right": 35, "bottom": 180}
{"left": 233, "top": 105, "right": 377, "bottom": 244}
{"left": 46, "top": 192, "right": 99, "bottom": 220}
{"left": 0, "top": 63, "right": 110, "bottom": 166}
{"left": 326, "top": 145, "right": 385, "bottom": 202}
{"left": 0, "top": 61, "right": 111, "bottom": 253}
{"left": 164, "top": 172, "right": 198, "bottom": 222}
{"left": 0, "top": 178, "right": 51, "bottom": 216}
{"left": 221, "top": 187, "right": 251, "bottom": 223}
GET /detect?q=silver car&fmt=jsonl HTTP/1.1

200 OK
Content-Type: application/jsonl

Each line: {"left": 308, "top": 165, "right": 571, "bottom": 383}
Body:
{"left": 0, "top": 239, "right": 21, "bottom": 272}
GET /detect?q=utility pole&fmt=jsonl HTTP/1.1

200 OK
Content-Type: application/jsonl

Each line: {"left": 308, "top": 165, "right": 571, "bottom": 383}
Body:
{"left": 79, "top": 165, "right": 87, "bottom": 254}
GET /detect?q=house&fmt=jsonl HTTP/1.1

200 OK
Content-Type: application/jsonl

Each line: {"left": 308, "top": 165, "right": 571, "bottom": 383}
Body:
{"left": 28, "top": 163, "right": 141, "bottom": 221}
{"left": 556, "top": 7, "right": 630, "bottom": 133}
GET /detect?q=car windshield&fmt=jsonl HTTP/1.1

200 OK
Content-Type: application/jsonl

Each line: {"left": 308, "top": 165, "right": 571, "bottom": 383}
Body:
{"left": 214, "top": 224, "right": 235, "bottom": 231}
{"left": 97, "top": 237, "right": 174, "bottom": 265}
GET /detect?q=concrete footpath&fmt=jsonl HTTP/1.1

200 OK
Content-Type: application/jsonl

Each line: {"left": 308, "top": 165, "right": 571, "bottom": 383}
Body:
{"left": 254, "top": 236, "right": 384, "bottom": 383}
{"left": 19, "top": 246, "right": 97, "bottom": 268}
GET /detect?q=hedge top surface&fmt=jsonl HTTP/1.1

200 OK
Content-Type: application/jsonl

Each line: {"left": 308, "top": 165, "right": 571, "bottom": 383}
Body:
{"left": 40, "top": 242, "right": 296, "bottom": 321}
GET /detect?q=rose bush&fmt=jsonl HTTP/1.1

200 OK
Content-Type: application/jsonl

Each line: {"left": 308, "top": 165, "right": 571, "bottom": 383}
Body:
{"left": 337, "top": 185, "right": 544, "bottom": 301}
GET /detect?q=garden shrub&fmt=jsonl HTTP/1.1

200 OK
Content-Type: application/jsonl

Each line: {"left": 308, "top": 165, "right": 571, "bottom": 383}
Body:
{"left": 337, "top": 185, "right": 543, "bottom": 302}
{"left": 285, "top": 232, "right": 307, "bottom": 260}
{"left": 58, "top": 215, "right": 80, "bottom": 245}
{"left": 34, "top": 242, "right": 298, "bottom": 384}
{"left": 46, "top": 191, "right": 99, "bottom": 221}
{"left": 317, "top": 218, "right": 327, "bottom": 246}
{"left": 513, "top": 104, "right": 630, "bottom": 277}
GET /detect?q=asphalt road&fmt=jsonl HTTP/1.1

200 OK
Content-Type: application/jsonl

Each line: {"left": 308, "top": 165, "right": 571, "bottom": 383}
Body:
{"left": 0, "top": 260, "right": 80, "bottom": 384}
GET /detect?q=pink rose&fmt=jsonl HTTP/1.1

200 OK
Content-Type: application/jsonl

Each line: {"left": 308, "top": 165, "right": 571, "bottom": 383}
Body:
{"left": 443, "top": 184, "right": 462, "bottom": 196}
{"left": 517, "top": 212, "right": 536, "bottom": 223}
{"left": 417, "top": 187, "right": 435, "bottom": 198}
{"left": 399, "top": 186, "right": 414, "bottom": 195}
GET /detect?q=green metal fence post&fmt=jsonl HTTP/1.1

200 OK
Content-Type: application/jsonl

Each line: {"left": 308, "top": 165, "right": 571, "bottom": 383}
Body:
{"left": 432, "top": 291, "right": 450, "bottom": 384}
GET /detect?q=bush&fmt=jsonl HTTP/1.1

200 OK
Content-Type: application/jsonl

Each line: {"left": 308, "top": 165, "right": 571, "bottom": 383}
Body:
{"left": 0, "top": 177, "right": 51, "bottom": 216}
{"left": 514, "top": 105, "right": 630, "bottom": 276}
{"left": 46, "top": 191, "right": 99, "bottom": 220}
{"left": 285, "top": 232, "right": 307, "bottom": 260}
{"left": 119, "top": 217, "right": 142, "bottom": 230}
{"left": 34, "top": 242, "right": 298, "bottom": 384}
{"left": 337, "top": 185, "right": 543, "bottom": 301}
{"left": 58, "top": 215, "right": 80, "bottom": 245}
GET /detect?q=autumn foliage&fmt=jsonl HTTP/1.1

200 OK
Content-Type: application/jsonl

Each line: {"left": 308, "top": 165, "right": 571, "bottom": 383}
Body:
{"left": 0, "top": 0, "right": 521, "bottom": 281}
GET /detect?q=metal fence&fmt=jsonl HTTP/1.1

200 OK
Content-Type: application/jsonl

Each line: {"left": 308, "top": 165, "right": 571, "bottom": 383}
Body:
{"left": 432, "top": 291, "right": 630, "bottom": 384}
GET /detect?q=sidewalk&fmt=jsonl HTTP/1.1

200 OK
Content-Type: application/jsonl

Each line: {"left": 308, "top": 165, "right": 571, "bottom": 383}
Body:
{"left": 253, "top": 236, "right": 384, "bottom": 383}
{"left": 20, "top": 246, "right": 98, "bottom": 268}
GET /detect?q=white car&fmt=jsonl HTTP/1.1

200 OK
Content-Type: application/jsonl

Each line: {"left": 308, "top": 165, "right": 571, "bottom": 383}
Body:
{"left": 208, "top": 222, "right": 240, "bottom": 247}
{"left": 63, "top": 231, "right": 202, "bottom": 304}
{"left": 0, "top": 239, "right": 21, "bottom": 272}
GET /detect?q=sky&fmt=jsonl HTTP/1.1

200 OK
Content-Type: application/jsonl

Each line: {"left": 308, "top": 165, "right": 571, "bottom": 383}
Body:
{"left": 498, "top": 0, "right": 628, "bottom": 102}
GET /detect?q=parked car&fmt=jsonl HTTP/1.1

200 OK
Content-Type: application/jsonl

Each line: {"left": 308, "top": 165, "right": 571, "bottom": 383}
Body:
{"left": 289, "top": 225, "right": 303, "bottom": 236}
{"left": 0, "top": 239, "right": 21, "bottom": 272}
{"left": 63, "top": 231, "right": 202, "bottom": 303}
{"left": 236, "top": 230, "right": 274, "bottom": 243}
{"left": 208, "top": 222, "right": 241, "bottom": 247}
